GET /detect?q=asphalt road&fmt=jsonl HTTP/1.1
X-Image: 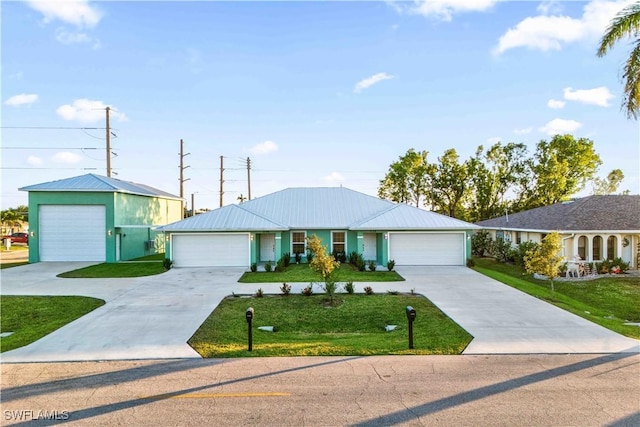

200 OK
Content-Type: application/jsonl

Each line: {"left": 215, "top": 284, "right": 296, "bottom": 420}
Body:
{"left": 2, "top": 354, "right": 639, "bottom": 426}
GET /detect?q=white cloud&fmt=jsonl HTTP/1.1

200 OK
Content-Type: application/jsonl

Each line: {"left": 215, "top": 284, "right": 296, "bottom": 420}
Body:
{"left": 248, "top": 140, "right": 278, "bottom": 155}
{"left": 25, "top": 0, "right": 103, "bottom": 28}
{"left": 493, "top": 0, "right": 635, "bottom": 55}
{"left": 537, "top": 1, "right": 564, "bottom": 15}
{"left": 4, "top": 94, "right": 39, "bottom": 106}
{"left": 354, "top": 72, "right": 394, "bottom": 93}
{"left": 487, "top": 137, "right": 502, "bottom": 144}
{"left": 52, "top": 151, "right": 83, "bottom": 164}
{"left": 547, "top": 99, "right": 566, "bottom": 109}
{"left": 56, "top": 99, "right": 127, "bottom": 123}
{"left": 514, "top": 127, "right": 533, "bottom": 134}
{"left": 390, "top": 0, "right": 498, "bottom": 22}
{"left": 563, "top": 86, "right": 614, "bottom": 107}
{"left": 323, "top": 172, "right": 344, "bottom": 185}
{"left": 55, "top": 28, "right": 100, "bottom": 48}
{"left": 27, "top": 156, "right": 43, "bottom": 166}
{"left": 539, "top": 118, "right": 583, "bottom": 135}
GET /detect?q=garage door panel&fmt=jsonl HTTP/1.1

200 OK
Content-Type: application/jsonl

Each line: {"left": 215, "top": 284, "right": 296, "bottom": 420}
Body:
{"left": 172, "top": 234, "right": 249, "bottom": 267}
{"left": 389, "top": 233, "right": 463, "bottom": 266}
{"left": 40, "top": 205, "right": 106, "bottom": 262}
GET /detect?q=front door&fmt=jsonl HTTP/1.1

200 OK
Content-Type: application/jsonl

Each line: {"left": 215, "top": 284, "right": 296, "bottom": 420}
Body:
{"left": 260, "top": 234, "right": 275, "bottom": 262}
{"left": 363, "top": 233, "right": 377, "bottom": 261}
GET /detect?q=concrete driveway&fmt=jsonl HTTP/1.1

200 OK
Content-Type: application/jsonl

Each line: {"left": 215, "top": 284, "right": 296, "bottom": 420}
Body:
{"left": 1, "top": 264, "right": 638, "bottom": 362}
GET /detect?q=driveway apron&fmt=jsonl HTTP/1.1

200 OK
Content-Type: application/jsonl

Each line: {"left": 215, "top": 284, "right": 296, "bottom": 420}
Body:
{"left": 396, "top": 267, "right": 639, "bottom": 354}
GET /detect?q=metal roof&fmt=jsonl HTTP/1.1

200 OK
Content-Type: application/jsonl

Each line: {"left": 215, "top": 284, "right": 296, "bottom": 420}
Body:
{"left": 352, "top": 204, "right": 480, "bottom": 230}
{"left": 19, "top": 174, "right": 181, "bottom": 200}
{"left": 160, "top": 204, "right": 289, "bottom": 231}
{"left": 475, "top": 195, "right": 640, "bottom": 232}
{"left": 162, "top": 187, "right": 477, "bottom": 232}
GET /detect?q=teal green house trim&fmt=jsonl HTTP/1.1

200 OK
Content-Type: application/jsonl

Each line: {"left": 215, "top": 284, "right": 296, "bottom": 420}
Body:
{"left": 20, "top": 174, "right": 182, "bottom": 263}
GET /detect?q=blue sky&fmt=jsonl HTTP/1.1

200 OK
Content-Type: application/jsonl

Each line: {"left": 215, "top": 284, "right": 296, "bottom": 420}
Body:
{"left": 2, "top": 0, "right": 639, "bottom": 211}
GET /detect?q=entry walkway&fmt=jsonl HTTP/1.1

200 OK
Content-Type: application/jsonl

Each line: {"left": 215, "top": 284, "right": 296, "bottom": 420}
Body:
{"left": 0, "top": 264, "right": 637, "bottom": 362}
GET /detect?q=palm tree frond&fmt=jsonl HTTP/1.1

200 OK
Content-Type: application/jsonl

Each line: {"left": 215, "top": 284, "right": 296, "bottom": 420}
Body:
{"left": 597, "top": 2, "right": 640, "bottom": 57}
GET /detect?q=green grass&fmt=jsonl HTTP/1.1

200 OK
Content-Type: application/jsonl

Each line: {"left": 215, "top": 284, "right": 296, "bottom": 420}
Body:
{"left": 0, "top": 296, "right": 105, "bottom": 352}
{"left": 131, "top": 253, "right": 165, "bottom": 261}
{"left": 239, "top": 263, "right": 404, "bottom": 283}
{"left": 0, "top": 262, "right": 28, "bottom": 269}
{"left": 188, "top": 294, "right": 472, "bottom": 357}
{"left": 57, "top": 262, "right": 167, "bottom": 278}
{"left": 473, "top": 258, "right": 640, "bottom": 339}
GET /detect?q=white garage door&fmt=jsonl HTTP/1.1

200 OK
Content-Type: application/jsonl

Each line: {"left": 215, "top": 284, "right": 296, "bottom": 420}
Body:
{"left": 389, "top": 233, "right": 464, "bottom": 266}
{"left": 172, "top": 234, "right": 250, "bottom": 267}
{"left": 39, "top": 205, "right": 106, "bottom": 262}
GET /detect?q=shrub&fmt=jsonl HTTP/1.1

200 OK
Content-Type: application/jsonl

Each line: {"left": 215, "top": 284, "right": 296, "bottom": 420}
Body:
{"left": 387, "top": 259, "right": 395, "bottom": 271}
{"left": 492, "top": 237, "right": 514, "bottom": 263}
{"left": 387, "top": 290, "right": 399, "bottom": 295}
{"left": 349, "top": 251, "right": 366, "bottom": 271}
{"left": 306, "top": 250, "right": 314, "bottom": 264}
{"left": 363, "top": 286, "right": 374, "bottom": 295}
{"left": 282, "top": 252, "right": 291, "bottom": 267}
{"left": 275, "top": 257, "right": 286, "bottom": 273}
{"left": 294, "top": 252, "right": 302, "bottom": 264}
{"left": 343, "top": 281, "right": 354, "bottom": 294}
{"left": 471, "top": 230, "right": 492, "bottom": 257}
{"left": 280, "top": 282, "right": 291, "bottom": 296}
{"left": 367, "top": 260, "right": 376, "bottom": 272}
{"left": 255, "top": 288, "right": 264, "bottom": 298}
{"left": 513, "top": 241, "right": 540, "bottom": 267}
{"left": 301, "top": 285, "right": 313, "bottom": 296}
{"left": 264, "top": 262, "right": 272, "bottom": 273}
{"left": 162, "top": 259, "right": 173, "bottom": 270}
{"left": 348, "top": 251, "right": 360, "bottom": 265}
{"left": 250, "top": 263, "right": 258, "bottom": 273}
{"left": 598, "top": 258, "right": 631, "bottom": 274}
{"left": 466, "top": 258, "right": 475, "bottom": 268}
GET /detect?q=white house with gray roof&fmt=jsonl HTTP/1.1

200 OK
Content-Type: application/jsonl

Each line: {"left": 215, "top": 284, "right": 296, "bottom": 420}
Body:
{"left": 476, "top": 195, "right": 640, "bottom": 269}
{"left": 20, "top": 174, "right": 182, "bottom": 263}
{"left": 161, "top": 187, "right": 478, "bottom": 268}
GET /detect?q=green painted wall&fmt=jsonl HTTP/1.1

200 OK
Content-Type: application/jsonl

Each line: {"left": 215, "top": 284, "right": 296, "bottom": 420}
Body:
{"left": 28, "top": 191, "right": 181, "bottom": 263}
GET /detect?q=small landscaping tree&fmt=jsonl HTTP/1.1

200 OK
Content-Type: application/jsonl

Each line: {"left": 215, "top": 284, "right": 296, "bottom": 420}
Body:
{"left": 306, "top": 234, "right": 340, "bottom": 305}
{"left": 523, "top": 232, "right": 563, "bottom": 292}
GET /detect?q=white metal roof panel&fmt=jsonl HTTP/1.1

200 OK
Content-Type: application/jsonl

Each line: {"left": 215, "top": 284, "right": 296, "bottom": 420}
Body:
{"left": 160, "top": 204, "right": 288, "bottom": 231}
{"left": 19, "top": 174, "right": 180, "bottom": 200}
{"left": 352, "top": 204, "right": 479, "bottom": 230}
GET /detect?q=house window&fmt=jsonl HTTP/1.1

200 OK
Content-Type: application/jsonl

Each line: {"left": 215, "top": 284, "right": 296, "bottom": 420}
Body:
{"left": 516, "top": 232, "right": 522, "bottom": 245}
{"left": 577, "top": 236, "right": 587, "bottom": 260}
{"left": 592, "top": 236, "right": 603, "bottom": 261}
{"left": 291, "top": 231, "right": 306, "bottom": 255}
{"left": 496, "top": 230, "right": 504, "bottom": 240}
{"left": 332, "top": 231, "right": 346, "bottom": 254}
{"left": 607, "top": 236, "right": 617, "bottom": 260}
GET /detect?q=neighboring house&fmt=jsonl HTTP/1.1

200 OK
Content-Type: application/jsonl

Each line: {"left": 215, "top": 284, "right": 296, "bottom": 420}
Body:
{"left": 20, "top": 174, "right": 183, "bottom": 263}
{"left": 475, "top": 195, "right": 640, "bottom": 269}
{"left": 160, "top": 187, "right": 478, "bottom": 268}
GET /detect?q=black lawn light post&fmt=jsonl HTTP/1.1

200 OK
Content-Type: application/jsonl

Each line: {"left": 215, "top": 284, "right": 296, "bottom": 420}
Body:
{"left": 406, "top": 306, "right": 416, "bottom": 349}
{"left": 246, "top": 307, "right": 254, "bottom": 351}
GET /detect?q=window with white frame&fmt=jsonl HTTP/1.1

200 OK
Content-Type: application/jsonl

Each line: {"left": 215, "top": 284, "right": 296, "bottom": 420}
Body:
{"left": 291, "top": 231, "right": 306, "bottom": 255}
{"left": 332, "top": 231, "right": 346, "bottom": 254}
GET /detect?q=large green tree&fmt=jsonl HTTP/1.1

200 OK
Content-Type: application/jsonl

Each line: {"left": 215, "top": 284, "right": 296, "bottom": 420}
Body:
{"left": 429, "top": 148, "right": 469, "bottom": 218}
{"left": 522, "top": 135, "right": 602, "bottom": 208}
{"left": 378, "top": 149, "right": 433, "bottom": 207}
{"left": 597, "top": 1, "right": 640, "bottom": 119}
{"left": 592, "top": 169, "right": 625, "bottom": 195}
{"left": 466, "top": 142, "right": 529, "bottom": 222}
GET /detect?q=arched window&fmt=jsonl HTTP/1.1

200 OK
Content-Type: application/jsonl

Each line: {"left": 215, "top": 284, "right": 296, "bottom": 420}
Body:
{"left": 607, "top": 236, "right": 617, "bottom": 260}
{"left": 577, "top": 236, "right": 587, "bottom": 259}
{"left": 593, "top": 236, "right": 603, "bottom": 261}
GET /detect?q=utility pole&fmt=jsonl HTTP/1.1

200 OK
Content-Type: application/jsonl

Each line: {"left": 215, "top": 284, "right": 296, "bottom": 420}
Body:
{"left": 105, "top": 107, "right": 111, "bottom": 177}
{"left": 246, "top": 157, "right": 252, "bottom": 200}
{"left": 219, "top": 155, "right": 224, "bottom": 207}
{"left": 179, "top": 139, "right": 191, "bottom": 217}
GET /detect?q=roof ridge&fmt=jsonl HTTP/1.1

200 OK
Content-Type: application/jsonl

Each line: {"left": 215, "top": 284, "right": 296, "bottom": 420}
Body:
{"left": 349, "top": 203, "right": 399, "bottom": 228}
{"left": 234, "top": 203, "right": 289, "bottom": 229}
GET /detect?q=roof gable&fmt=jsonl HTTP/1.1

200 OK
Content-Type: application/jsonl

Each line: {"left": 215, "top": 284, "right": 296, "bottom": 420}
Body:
{"left": 352, "top": 204, "right": 480, "bottom": 230}
{"left": 161, "top": 204, "right": 288, "bottom": 231}
{"left": 476, "top": 195, "right": 640, "bottom": 231}
{"left": 19, "top": 174, "right": 180, "bottom": 200}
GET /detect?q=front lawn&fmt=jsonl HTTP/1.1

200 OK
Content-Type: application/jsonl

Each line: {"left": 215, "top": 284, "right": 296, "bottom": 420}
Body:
{"left": 57, "top": 262, "right": 167, "bottom": 278}
{"left": 188, "top": 294, "right": 472, "bottom": 357}
{"left": 0, "top": 296, "right": 105, "bottom": 352}
{"left": 473, "top": 258, "right": 640, "bottom": 339}
{"left": 1, "top": 262, "right": 28, "bottom": 269}
{"left": 239, "top": 263, "right": 404, "bottom": 283}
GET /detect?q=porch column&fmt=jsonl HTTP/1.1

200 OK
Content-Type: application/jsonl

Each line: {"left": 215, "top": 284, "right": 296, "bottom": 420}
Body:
{"left": 275, "top": 232, "right": 282, "bottom": 260}
{"left": 356, "top": 232, "right": 364, "bottom": 255}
